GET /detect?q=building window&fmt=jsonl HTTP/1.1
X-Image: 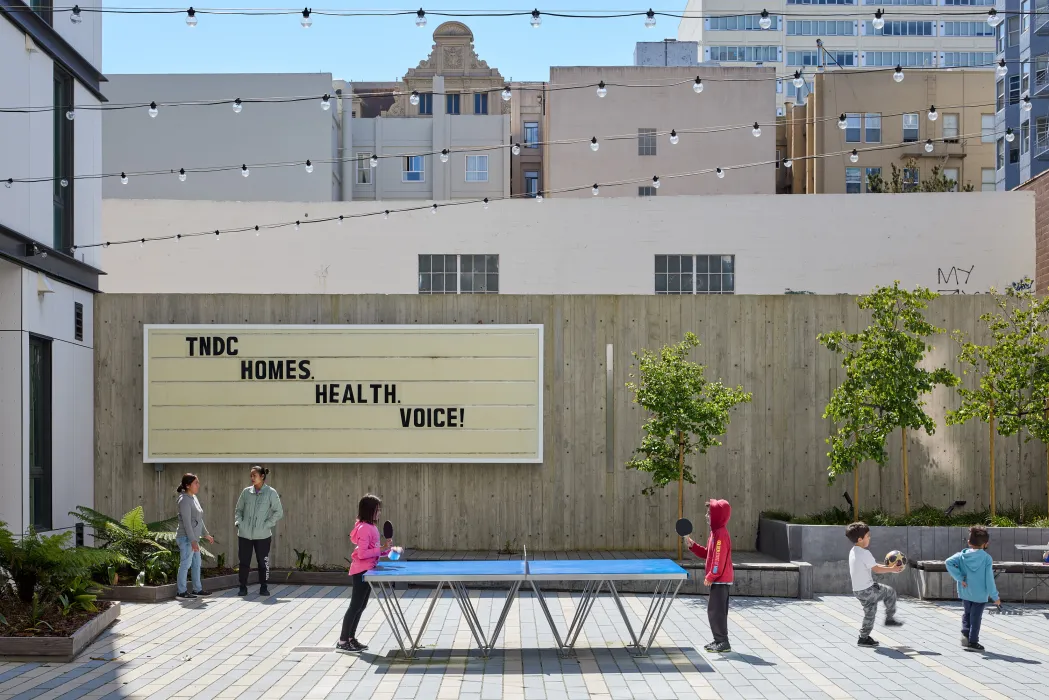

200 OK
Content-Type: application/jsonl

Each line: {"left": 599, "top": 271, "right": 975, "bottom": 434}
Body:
{"left": 1022, "top": 60, "right": 1031, "bottom": 97}
{"left": 709, "top": 45, "right": 780, "bottom": 62}
{"left": 74, "top": 302, "right": 84, "bottom": 342}
{"left": 864, "top": 113, "right": 881, "bottom": 143}
{"left": 30, "top": 0, "right": 53, "bottom": 25}
{"left": 903, "top": 168, "right": 919, "bottom": 192}
{"left": 473, "top": 92, "right": 488, "bottom": 115}
{"left": 942, "top": 168, "right": 960, "bottom": 192}
{"left": 1022, "top": 0, "right": 1031, "bottom": 33}
{"left": 418, "top": 255, "right": 458, "bottom": 294}
{"left": 638, "top": 186, "right": 657, "bottom": 197}
{"left": 459, "top": 255, "right": 499, "bottom": 294}
{"left": 940, "top": 52, "right": 995, "bottom": 68}
{"left": 1038, "top": 117, "right": 1049, "bottom": 154}
{"left": 1009, "top": 75, "right": 1021, "bottom": 105}
{"left": 1011, "top": 141, "right": 1020, "bottom": 164}
{"left": 863, "top": 51, "right": 933, "bottom": 67}
{"left": 942, "top": 114, "right": 959, "bottom": 140}
{"left": 524, "top": 171, "right": 539, "bottom": 197}
{"left": 654, "top": 255, "right": 735, "bottom": 295}
{"left": 845, "top": 167, "right": 862, "bottom": 194}
{"left": 943, "top": 21, "right": 994, "bottom": 36}
{"left": 638, "top": 128, "right": 657, "bottom": 156}
{"left": 355, "top": 152, "right": 372, "bottom": 185}
{"left": 902, "top": 113, "right": 919, "bottom": 142}
{"left": 982, "top": 168, "right": 995, "bottom": 192}
{"left": 1037, "top": 55, "right": 1049, "bottom": 93}
{"left": 54, "top": 67, "right": 74, "bottom": 254}
{"left": 996, "top": 79, "right": 1005, "bottom": 112}
{"left": 844, "top": 113, "right": 861, "bottom": 143}
{"left": 712, "top": 14, "right": 781, "bottom": 31}
{"left": 787, "top": 20, "right": 854, "bottom": 36}
{"left": 465, "top": 155, "right": 488, "bottom": 182}
{"left": 1008, "top": 15, "right": 1021, "bottom": 47}
{"left": 789, "top": 50, "right": 855, "bottom": 66}
{"left": 997, "top": 137, "right": 1005, "bottom": 169}
{"left": 982, "top": 114, "right": 996, "bottom": 142}
{"left": 1022, "top": 120, "right": 1031, "bottom": 155}
{"left": 943, "top": 0, "right": 996, "bottom": 5}
{"left": 418, "top": 93, "right": 433, "bottom": 115}
{"left": 403, "top": 155, "right": 424, "bottom": 182}
{"left": 446, "top": 93, "right": 461, "bottom": 115}
{"left": 865, "top": 167, "right": 881, "bottom": 193}
{"left": 997, "top": 18, "right": 1006, "bottom": 53}
{"left": 29, "top": 336, "right": 52, "bottom": 532}
{"left": 524, "top": 121, "right": 539, "bottom": 147}
{"left": 868, "top": 20, "right": 934, "bottom": 36}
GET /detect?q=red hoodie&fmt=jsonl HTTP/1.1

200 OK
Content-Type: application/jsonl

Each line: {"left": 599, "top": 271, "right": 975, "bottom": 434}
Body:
{"left": 687, "top": 499, "right": 733, "bottom": 584}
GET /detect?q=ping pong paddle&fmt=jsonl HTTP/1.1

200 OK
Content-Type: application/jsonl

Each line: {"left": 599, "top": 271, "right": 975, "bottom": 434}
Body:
{"left": 383, "top": 520, "right": 393, "bottom": 540}
{"left": 675, "top": 518, "right": 693, "bottom": 537}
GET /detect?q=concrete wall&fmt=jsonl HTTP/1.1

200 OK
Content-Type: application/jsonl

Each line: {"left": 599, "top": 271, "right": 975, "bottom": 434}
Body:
{"left": 634, "top": 41, "right": 699, "bottom": 67}
{"left": 1017, "top": 170, "right": 1049, "bottom": 294}
{"left": 99, "top": 193, "right": 1033, "bottom": 295}
{"left": 545, "top": 66, "right": 776, "bottom": 198}
{"left": 102, "top": 73, "right": 339, "bottom": 202}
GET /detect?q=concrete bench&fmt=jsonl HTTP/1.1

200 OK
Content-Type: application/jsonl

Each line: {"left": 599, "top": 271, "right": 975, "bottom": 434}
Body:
{"left": 914, "top": 560, "right": 1049, "bottom": 602}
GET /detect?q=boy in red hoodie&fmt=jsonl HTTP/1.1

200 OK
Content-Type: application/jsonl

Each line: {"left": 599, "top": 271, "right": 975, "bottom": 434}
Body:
{"left": 686, "top": 499, "right": 734, "bottom": 653}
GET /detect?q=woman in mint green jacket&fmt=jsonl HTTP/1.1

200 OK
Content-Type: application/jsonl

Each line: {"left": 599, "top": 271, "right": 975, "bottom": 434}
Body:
{"left": 234, "top": 466, "right": 284, "bottom": 597}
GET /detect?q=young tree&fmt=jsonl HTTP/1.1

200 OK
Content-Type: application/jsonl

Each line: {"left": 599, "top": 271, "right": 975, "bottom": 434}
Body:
{"left": 866, "top": 159, "right": 975, "bottom": 193}
{"left": 946, "top": 279, "right": 1049, "bottom": 515}
{"left": 819, "top": 283, "right": 959, "bottom": 515}
{"left": 626, "top": 332, "right": 752, "bottom": 559}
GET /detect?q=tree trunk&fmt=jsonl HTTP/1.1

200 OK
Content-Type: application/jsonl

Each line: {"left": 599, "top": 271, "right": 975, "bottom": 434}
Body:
{"left": 902, "top": 426, "right": 910, "bottom": 515}
{"left": 990, "top": 401, "right": 996, "bottom": 518}
{"left": 1045, "top": 399, "right": 1049, "bottom": 513}
{"left": 677, "top": 432, "right": 685, "bottom": 562}
{"left": 853, "top": 431, "right": 860, "bottom": 520}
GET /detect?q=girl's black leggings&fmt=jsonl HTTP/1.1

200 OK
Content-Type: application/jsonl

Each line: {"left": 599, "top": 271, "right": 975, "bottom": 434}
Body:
{"left": 341, "top": 573, "right": 371, "bottom": 641}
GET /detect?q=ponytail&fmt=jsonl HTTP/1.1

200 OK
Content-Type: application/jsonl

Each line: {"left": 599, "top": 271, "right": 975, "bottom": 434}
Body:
{"left": 177, "top": 473, "right": 197, "bottom": 494}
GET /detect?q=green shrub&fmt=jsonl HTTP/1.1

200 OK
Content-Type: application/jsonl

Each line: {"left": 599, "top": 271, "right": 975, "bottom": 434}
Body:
{"left": 760, "top": 510, "right": 794, "bottom": 522}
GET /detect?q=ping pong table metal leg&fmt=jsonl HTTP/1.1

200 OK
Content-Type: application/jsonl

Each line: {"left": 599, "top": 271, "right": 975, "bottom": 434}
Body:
{"left": 607, "top": 581, "right": 642, "bottom": 648}
{"left": 369, "top": 580, "right": 445, "bottom": 660}
{"left": 634, "top": 579, "right": 684, "bottom": 656}
{"left": 449, "top": 581, "right": 489, "bottom": 651}
{"left": 529, "top": 580, "right": 566, "bottom": 652}
{"left": 564, "top": 580, "right": 604, "bottom": 650}
{"left": 487, "top": 580, "right": 522, "bottom": 654}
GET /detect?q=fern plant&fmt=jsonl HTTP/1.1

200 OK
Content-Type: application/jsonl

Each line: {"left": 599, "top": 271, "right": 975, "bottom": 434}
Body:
{"left": 0, "top": 522, "right": 123, "bottom": 604}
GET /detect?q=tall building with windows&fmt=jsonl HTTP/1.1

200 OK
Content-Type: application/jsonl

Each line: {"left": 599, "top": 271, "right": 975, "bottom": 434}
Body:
{"left": 994, "top": 0, "right": 1048, "bottom": 189}
{"left": 678, "top": 0, "right": 997, "bottom": 114}
{"left": 1, "top": 0, "right": 103, "bottom": 535}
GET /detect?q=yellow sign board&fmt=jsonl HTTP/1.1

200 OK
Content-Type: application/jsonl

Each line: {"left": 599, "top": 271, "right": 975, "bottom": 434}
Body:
{"left": 143, "top": 325, "right": 543, "bottom": 463}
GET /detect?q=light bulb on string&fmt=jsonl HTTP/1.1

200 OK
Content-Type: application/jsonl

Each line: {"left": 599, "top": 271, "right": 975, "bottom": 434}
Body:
{"left": 370, "top": 155, "right": 378, "bottom": 168}
{"left": 927, "top": 105, "right": 938, "bottom": 121}
{"left": 669, "top": 129, "right": 679, "bottom": 145}
{"left": 300, "top": 8, "right": 312, "bottom": 28}
{"left": 536, "top": 192, "right": 543, "bottom": 203}
{"left": 337, "top": 215, "right": 343, "bottom": 226}
{"left": 512, "top": 143, "right": 521, "bottom": 156}
{"left": 1006, "top": 128, "right": 1015, "bottom": 143}
{"left": 66, "top": 110, "right": 75, "bottom": 121}
{"left": 4, "top": 178, "right": 11, "bottom": 188}
{"left": 416, "top": 8, "right": 426, "bottom": 27}
{"left": 693, "top": 77, "right": 703, "bottom": 94}
{"left": 215, "top": 230, "right": 220, "bottom": 241}
{"left": 530, "top": 9, "right": 541, "bottom": 28}
{"left": 233, "top": 98, "right": 243, "bottom": 114}
{"left": 120, "top": 172, "right": 128, "bottom": 185}
{"left": 178, "top": 168, "right": 187, "bottom": 182}
{"left": 140, "top": 239, "right": 145, "bottom": 248}
{"left": 241, "top": 164, "right": 250, "bottom": 177}
{"left": 924, "top": 139, "right": 934, "bottom": 153}
{"left": 70, "top": 5, "right": 82, "bottom": 24}
{"left": 431, "top": 203, "right": 438, "bottom": 214}
{"left": 652, "top": 176, "right": 660, "bottom": 189}
{"left": 849, "top": 149, "right": 859, "bottom": 163}
{"left": 988, "top": 9, "right": 1001, "bottom": 28}
{"left": 645, "top": 9, "right": 656, "bottom": 29}
{"left": 759, "top": 9, "right": 771, "bottom": 30}
{"left": 60, "top": 178, "right": 68, "bottom": 188}
{"left": 148, "top": 101, "right": 158, "bottom": 118}
{"left": 321, "top": 94, "right": 331, "bottom": 111}
{"left": 294, "top": 221, "right": 300, "bottom": 231}
{"left": 1023, "top": 95, "right": 1033, "bottom": 112}
{"left": 410, "top": 91, "right": 420, "bottom": 106}
{"left": 752, "top": 122, "right": 762, "bottom": 138}
{"left": 501, "top": 85, "right": 512, "bottom": 102}
{"left": 592, "top": 183, "right": 600, "bottom": 196}
{"left": 383, "top": 210, "right": 390, "bottom": 220}
{"left": 793, "top": 71, "right": 804, "bottom": 89}
{"left": 596, "top": 81, "right": 607, "bottom": 98}
{"left": 440, "top": 149, "right": 450, "bottom": 163}
{"left": 483, "top": 197, "right": 489, "bottom": 210}
{"left": 893, "top": 65, "right": 904, "bottom": 83}
{"left": 838, "top": 114, "right": 847, "bottom": 130}
{"left": 872, "top": 9, "right": 885, "bottom": 31}
{"left": 783, "top": 158, "right": 793, "bottom": 169}
{"left": 186, "top": 7, "right": 197, "bottom": 27}
{"left": 305, "top": 160, "right": 314, "bottom": 174}
{"left": 716, "top": 168, "right": 725, "bottom": 179}
{"left": 254, "top": 226, "right": 259, "bottom": 236}
{"left": 590, "top": 137, "right": 599, "bottom": 152}
{"left": 997, "top": 59, "right": 1008, "bottom": 78}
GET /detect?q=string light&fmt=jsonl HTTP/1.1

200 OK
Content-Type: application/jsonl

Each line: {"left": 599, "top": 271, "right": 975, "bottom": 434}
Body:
{"left": 416, "top": 8, "right": 426, "bottom": 27}
{"left": 536, "top": 192, "right": 543, "bottom": 203}
{"left": 233, "top": 98, "right": 243, "bottom": 114}
{"left": 370, "top": 155, "right": 378, "bottom": 168}
{"left": 383, "top": 210, "right": 389, "bottom": 220}
{"left": 793, "top": 71, "right": 804, "bottom": 89}
{"left": 928, "top": 105, "right": 938, "bottom": 121}
{"left": 305, "top": 160, "right": 314, "bottom": 173}
{"left": 338, "top": 215, "right": 343, "bottom": 225}
{"left": 66, "top": 110, "right": 75, "bottom": 121}
{"left": 996, "top": 59, "right": 1008, "bottom": 78}
{"left": 70, "top": 5, "right": 82, "bottom": 24}
{"left": 693, "top": 77, "right": 703, "bottom": 94}
{"left": 1023, "top": 95, "right": 1033, "bottom": 113}
{"left": 60, "top": 178, "right": 68, "bottom": 188}
{"left": 501, "top": 85, "right": 512, "bottom": 102}
{"left": 410, "top": 91, "right": 420, "bottom": 106}
{"left": 483, "top": 197, "right": 489, "bottom": 210}
{"left": 186, "top": 7, "right": 197, "bottom": 27}
{"left": 440, "top": 149, "right": 449, "bottom": 163}
{"left": 783, "top": 158, "right": 792, "bottom": 169}
{"left": 652, "top": 175, "right": 660, "bottom": 189}
{"left": 592, "top": 183, "right": 600, "bottom": 196}
{"left": 893, "top": 65, "right": 904, "bottom": 83}
{"left": 300, "top": 8, "right": 312, "bottom": 28}
{"left": 872, "top": 9, "right": 885, "bottom": 31}
{"left": 752, "top": 122, "right": 761, "bottom": 138}
{"left": 241, "top": 164, "right": 250, "bottom": 177}
{"left": 590, "top": 137, "right": 599, "bottom": 152}
{"left": 254, "top": 226, "right": 259, "bottom": 235}
{"left": 294, "top": 221, "right": 300, "bottom": 230}
{"left": 148, "top": 101, "right": 158, "bottom": 118}
{"left": 321, "top": 94, "right": 331, "bottom": 111}
{"left": 850, "top": 149, "right": 858, "bottom": 163}
{"left": 716, "top": 168, "right": 725, "bottom": 179}
{"left": 924, "top": 139, "right": 934, "bottom": 153}
{"left": 838, "top": 114, "right": 847, "bottom": 130}
{"left": 1006, "top": 127, "right": 1015, "bottom": 143}
{"left": 120, "top": 172, "right": 128, "bottom": 185}
{"left": 645, "top": 9, "right": 656, "bottom": 29}
{"left": 987, "top": 9, "right": 1001, "bottom": 28}
{"left": 530, "top": 9, "right": 541, "bottom": 28}
{"left": 431, "top": 203, "right": 438, "bottom": 214}
{"left": 512, "top": 143, "right": 521, "bottom": 155}
{"left": 759, "top": 9, "right": 771, "bottom": 30}
{"left": 215, "top": 230, "right": 220, "bottom": 241}
{"left": 596, "top": 81, "right": 607, "bottom": 98}
{"left": 669, "top": 129, "right": 678, "bottom": 145}
{"left": 178, "top": 168, "right": 187, "bottom": 182}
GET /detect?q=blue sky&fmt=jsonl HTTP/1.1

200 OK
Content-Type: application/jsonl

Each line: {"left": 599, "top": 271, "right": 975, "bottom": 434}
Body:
{"left": 102, "top": 2, "right": 684, "bottom": 81}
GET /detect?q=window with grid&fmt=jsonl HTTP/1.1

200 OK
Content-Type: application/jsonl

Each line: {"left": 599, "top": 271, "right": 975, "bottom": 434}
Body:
{"left": 982, "top": 168, "right": 995, "bottom": 191}
{"left": 903, "top": 168, "right": 919, "bottom": 191}
{"left": 944, "top": 0, "right": 996, "bottom": 5}
{"left": 446, "top": 93, "right": 461, "bottom": 115}
{"left": 710, "top": 14, "right": 781, "bottom": 30}
{"left": 708, "top": 46, "right": 780, "bottom": 62}
{"left": 355, "top": 152, "right": 372, "bottom": 185}
{"left": 997, "top": 137, "right": 1005, "bottom": 169}
{"left": 982, "top": 114, "right": 995, "bottom": 142}
{"left": 524, "top": 171, "right": 539, "bottom": 196}
{"left": 1010, "top": 75, "right": 1021, "bottom": 105}
{"left": 655, "top": 255, "right": 736, "bottom": 295}
{"left": 403, "top": 155, "right": 424, "bottom": 182}
{"left": 942, "top": 21, "right": 993, "bottom": 36}
{"left": 1023, "top": 60, "right": 1031, "bottom": 96}
{"left": 638, "top": 186, "right": 657, "bottom": 197}
{"left": 638, "top": 128, "right": 657, "bottom": 156}
{"left": 997, "top": 19, "right": 1006, "bottom": 53}
{"left": 30, "top": 0, "right": 53, "bottom": 25}
{"left": 868, "top": 20, "right": 934, "bottom": 36}
{"left": 418, "top": 93, "right": 433, "bottom": 115}
{"left": 1037, "top": 117, "right": 1049, "bottom": 152}
{"left": 465, "top": 155, "right": 488, "bottom": 182}
{"left": 697, "top": 255, "right": 734, "bottom": 294}
{"left": 418, "top": 255, "right": 459, "bottom": 294}
{"left": 903, "top": 113, "right": 919, "bottom": 142}
{"left": 1022, "top": 120, "right": 1031, "bottom": 155}
{"left": 787, "top": 20, "right": 855, "bottom": 35}
{"left": 865, "top": 167, "right": 881, "bottom": 192}
{"left": 845, "top": 113, "right": 861, "bottom": 143}
{"left": 524, "top": 122, "right": 539, "bottom": 147}
{"left": 942, "top": 168, "right": 960, "bottom": 192}
{"left": 460, "top": 255, "right": 499, "bottom": 294}
{"left": 845, "top": 167, "right": 862, "bottom": 194}
{"left": 655, "top": 255, "right": 693, "bottom": 294}
{"left": 864, "top": 51, "right": 933, "bottom": 67}
{"left": 788, "top": 0, "right": 857, "bottom": 4}
{"left": 942, "top": 114, "right": 959, "bottom": 140}
{"left": 996, "top": 80, "right": 1005, "bottom": 112}
{"left": 864, "top": 113, "right": 881, "bottom": 143}
{"left": 1008, "top": 15, "right": 1021, "bottom": 46}
{"left": 474, "top": 92, "right": 488, "bottom": 115}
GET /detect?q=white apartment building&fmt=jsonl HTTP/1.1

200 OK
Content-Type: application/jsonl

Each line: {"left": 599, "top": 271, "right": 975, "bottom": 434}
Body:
{"left": 678, "top": 0, "right": 997, "bottom": 113}
{"left": 100, "top": 193, "right": 1032, "bottom": 296}
{"left": 1, "top": 0, "right": 101, "bottom": 535}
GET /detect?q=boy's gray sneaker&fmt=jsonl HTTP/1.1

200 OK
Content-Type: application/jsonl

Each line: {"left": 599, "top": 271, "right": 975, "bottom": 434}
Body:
{"left": 884, "top": 618, "right": 903, "bottom": 627}
{"left": 857, "top": 636, "right": 880, "bottom": 647}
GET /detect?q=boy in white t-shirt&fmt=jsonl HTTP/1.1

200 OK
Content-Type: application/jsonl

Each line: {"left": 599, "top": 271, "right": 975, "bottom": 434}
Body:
{"left": 846, "top": 522, "right": 904, "bottom": 647}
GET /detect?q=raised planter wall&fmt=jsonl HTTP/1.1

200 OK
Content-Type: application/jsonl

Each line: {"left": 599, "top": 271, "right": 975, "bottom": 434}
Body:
{"left": 758, "top": 518, "right": 1049, "bottom": 599}
{"left": 99, "top": 572, "right": 257, "bottom": 603}
{"left": 0, "top": 602, "right": 121, "bottom": 663}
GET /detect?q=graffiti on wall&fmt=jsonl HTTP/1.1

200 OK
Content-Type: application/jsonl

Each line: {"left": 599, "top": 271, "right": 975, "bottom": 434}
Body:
{"left": 936, "top": 265, "right": 980, "bottom": 295}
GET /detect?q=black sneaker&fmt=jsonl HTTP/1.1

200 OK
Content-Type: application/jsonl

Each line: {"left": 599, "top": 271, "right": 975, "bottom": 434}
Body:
{"left": 965, "top": 642, "right": 985, "bottom": 652}
{"left": 192, "top": 590, "right": 212, "bottom": 597}
{"left": 258, "top": 586, "right": 270, "bottom": 597}
{"left": 175, "top": 591, "right": 197, "bottom": 600}
{"left": 708, "top": 642, "right": 732, "bottom": 653}
{"left": 884, "top": 618, "right": 903, "bottom": 627}
{"left": 237, "top": 587, "right": 248, "bottom": 596}
{"left": 336, "top": 639, "right": 366, "bottom": 653}
{"left": 857, "top": 636, "right": 880, "bottom": 647}
{"left": 335, "top": 640, "right": 353, "bottom": 652}
{"left": 350, "top": 639, "right": 368, "bottom": 651}
{"left": 703, "top": 641, "right": 717, "bottom": 652}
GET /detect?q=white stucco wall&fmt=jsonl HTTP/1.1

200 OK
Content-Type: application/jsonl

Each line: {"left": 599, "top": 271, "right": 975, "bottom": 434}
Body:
{"left": 100, "top": 193, "right": 1033, "bottom": 295}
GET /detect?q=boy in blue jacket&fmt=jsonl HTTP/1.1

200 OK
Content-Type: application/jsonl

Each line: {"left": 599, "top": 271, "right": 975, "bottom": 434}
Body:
{"left": 945, "top": 525, "right": 1001, "bottom": 651}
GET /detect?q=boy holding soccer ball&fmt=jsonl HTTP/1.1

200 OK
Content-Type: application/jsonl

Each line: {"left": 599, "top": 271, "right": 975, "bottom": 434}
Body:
{"left": 846, "top": 522, "right": 904, "bottom": 647}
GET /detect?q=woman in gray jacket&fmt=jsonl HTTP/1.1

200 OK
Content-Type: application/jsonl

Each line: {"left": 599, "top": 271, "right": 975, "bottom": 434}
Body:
{"left": 235, "top": 466, "right": 284, "bottom": 597}
{"left": 175, "top": 473, "right": 214, "bottom": 600}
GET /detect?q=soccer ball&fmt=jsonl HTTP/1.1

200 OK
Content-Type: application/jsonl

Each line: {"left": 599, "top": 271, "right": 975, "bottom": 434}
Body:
{"left": 884, "top": 550, "right": 907, "bottom": 568}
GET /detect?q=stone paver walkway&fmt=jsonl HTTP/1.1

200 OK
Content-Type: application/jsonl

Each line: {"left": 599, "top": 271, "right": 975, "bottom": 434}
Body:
{"left": 1, "top": 584, "right": 1047, "bottom": 699}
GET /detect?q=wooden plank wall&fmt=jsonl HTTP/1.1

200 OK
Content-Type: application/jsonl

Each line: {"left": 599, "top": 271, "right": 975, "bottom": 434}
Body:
{"left": 94, "top": 294, "right": 1048, "bottom": 566}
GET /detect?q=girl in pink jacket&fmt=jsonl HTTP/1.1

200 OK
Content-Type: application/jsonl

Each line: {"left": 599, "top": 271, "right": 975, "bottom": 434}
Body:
{"left": 337, "top": 494, "right": 394, "bottom": 652}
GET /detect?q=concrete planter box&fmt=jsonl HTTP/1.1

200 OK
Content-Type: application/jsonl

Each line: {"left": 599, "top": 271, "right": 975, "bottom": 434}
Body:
{"left": 0, "top": 602, "right": 120, "bottom": 663}
{"left": 272, "top": 570, "right": 351, "bottom": 586}
{"left": 99, "top": 572, "right": 257, "bottom": 603}
{"left": 757, "top": 518, "right": 1049, "bottom": 599}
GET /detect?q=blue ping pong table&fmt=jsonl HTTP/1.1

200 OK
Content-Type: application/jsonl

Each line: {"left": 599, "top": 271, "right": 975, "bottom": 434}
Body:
{"left": 364, "top": 558, "right": 688, "bottom": 659}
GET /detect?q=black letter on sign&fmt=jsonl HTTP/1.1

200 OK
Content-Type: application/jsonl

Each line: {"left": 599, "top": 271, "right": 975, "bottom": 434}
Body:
{"left": 413, "top": 408, "right": 425, "bottom": 427}
{"left": 268, "top": 361, "right": 284, "bottom": 380}
{"left": 316, "top": 384, "right": 328, "bottom": 404}
{"left": 254, "top": 360, "right": 266, "bottom": 379}
{"left": 370, "top": 383, "right": 382, "bottom": 404}
{"left": 186, "top": 337, "right": 198, "bottom": 356}
{"left": 341, "top": 384, "right": 355, "bottom": 403}
{"left": 400, "top": 408, "right": 411, "bottom": 427}
{"left": 434, "top": 408, "right": 446, "bottom": 428}
{"left": 385, "top": 384, "right": 396, "bottom": 403}
{"left": 227, "top": 337, "right": 238, "bottom": 356}
{"left": 213, "top": 337, "right": 226, "bottom": 356}
{"left": 460, "top": 408, "right": 465, "bottom": 426}
{"left": 298, "top": 360, "right": 311, "bottom": 379}
{"left": 447, "top": 408, "right": 457, "bottom": 428}
{"left": 286, "top": 359, "right": 297, "bottom": 380}
{"left": 200, "top": 337, "right": 211, "bottom": 356}
{"left": 241, "top": 360, "right": 252, "bottom": 380}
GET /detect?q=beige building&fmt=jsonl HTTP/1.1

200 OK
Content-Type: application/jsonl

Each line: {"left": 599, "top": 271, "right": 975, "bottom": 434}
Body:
{"left": 544, "top": 66, "right": 776, "bottom": 198}
{"left": 677, "top": 0, "right": 995, "bottom": 113}
{"left": 785, "top": 70, "right": 996, "bottom": 195}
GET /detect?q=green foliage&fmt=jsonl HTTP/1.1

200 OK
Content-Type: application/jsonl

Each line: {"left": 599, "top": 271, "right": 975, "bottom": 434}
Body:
{"left": 294, "top": 549, "right": 314, "bottom": 571}
{"left": 626, "top": 333, "right": 752, "bottom": 495}
{"left": 770, "top": 504, "right": 1048, "bottom": 527}
{"left": 57, "top": 577, "right": 101, "bottom": 616}
{"left": 946, "top": 279, "right": 1049, "bottom": 444}
{"left": 0, "top": 522, "right": 124, "bottom": 604}
{"left": 215, "top": 552, "right": 227, "bottom": 570}
{"left": 819, "top": 282, "right": 959, "bottom": 481}
{"left": 865, "top": 159, "right": 975, "bottom": 193}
